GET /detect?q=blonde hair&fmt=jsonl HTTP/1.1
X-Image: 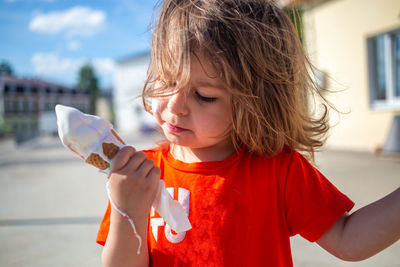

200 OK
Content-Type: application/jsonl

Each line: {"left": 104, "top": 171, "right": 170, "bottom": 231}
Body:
{"left": 143, "top": 0, "right": 330, "bottom": 161}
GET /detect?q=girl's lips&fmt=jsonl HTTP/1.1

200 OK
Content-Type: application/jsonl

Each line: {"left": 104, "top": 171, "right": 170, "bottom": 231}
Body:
{"left": 166, "top": 122, "right": 187, "bottom": 133}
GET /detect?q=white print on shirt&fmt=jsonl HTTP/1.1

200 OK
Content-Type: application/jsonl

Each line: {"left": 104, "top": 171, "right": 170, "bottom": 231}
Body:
{"left": 150, "top": 187, "right": 190, "bottom": 243}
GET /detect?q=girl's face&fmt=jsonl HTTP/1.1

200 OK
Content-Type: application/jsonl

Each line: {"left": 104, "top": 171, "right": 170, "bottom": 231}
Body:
{"left": 152, "top": 54, "right": 233, "bottom": 158}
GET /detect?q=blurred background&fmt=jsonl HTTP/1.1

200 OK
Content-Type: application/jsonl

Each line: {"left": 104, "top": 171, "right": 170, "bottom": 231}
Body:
{"left": 0, "top": 0, "right": 399, "bottom": 266}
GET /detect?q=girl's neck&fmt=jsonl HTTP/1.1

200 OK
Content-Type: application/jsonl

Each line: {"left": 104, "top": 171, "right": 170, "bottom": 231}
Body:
{"left": 170, "top": 142, "right": 235, "bottom": 163}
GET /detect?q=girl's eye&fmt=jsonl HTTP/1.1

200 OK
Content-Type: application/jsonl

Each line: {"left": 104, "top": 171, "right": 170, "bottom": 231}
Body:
{"left": 194, "top": 91, "right": 217, "bottom": 103}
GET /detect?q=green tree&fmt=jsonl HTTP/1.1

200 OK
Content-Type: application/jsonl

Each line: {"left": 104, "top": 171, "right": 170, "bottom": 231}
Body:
{"left": 77, "top": 63, "right": 99, "bottom": 115}
{"left": 0, "top": 60, "right": 14, "bottom": 75}
{"left": 284, "top": 7, "right": 304, "bottom": 44}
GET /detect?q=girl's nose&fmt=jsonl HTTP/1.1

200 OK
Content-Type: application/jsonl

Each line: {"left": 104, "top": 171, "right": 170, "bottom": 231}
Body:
{"left": 167, "top": 90, "right": 189, "bottom": 116}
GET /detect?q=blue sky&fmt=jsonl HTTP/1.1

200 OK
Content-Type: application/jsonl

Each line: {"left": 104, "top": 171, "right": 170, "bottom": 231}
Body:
{"left": 0, "top": 0, "right": 159, "bottom": 89}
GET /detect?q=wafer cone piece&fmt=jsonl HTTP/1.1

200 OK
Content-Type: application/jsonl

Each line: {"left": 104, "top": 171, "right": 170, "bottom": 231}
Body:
{"left": 102, "top": 142, "right": 120, "bottom": 160}
{"left": 85, "top": 153, "right": 110, "bottom": 170}
{"left": 111, "top": 129, "right": 125, "bottom": 145}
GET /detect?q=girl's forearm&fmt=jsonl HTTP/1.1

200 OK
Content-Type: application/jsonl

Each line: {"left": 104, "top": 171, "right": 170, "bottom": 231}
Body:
{"left": 102, "top": 208, "right": 149, "bottom": 267}
{"left": 340, "top": 187, "right": 400, "bottom": 261}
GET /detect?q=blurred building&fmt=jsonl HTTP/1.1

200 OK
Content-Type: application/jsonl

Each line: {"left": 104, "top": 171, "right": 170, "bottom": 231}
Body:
{"left": 300, "top": 0, "right": 400, "bottom": 152}
{"left": 0, "top": 74, "right": 90, "bottom": 141}
{"left": 113, "top": 51, "right": 157, "bottom": 135}
{"left": 97, "top": 89, "right": 114, "bottom": 124}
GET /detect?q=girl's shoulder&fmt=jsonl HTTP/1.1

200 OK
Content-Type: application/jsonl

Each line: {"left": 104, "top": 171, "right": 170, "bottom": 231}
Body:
{"left": 243, "top": 146, "right": 316, "bottom": 174}
{"left": 247, "top": 145, "right": 304, "bottom": 162}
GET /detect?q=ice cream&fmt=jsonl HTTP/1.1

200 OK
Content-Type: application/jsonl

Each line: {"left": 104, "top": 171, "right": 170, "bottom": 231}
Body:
{"left": 55, "top": 104, "right": 192, "bottom": 249}
{"left": 55, "top": 104, "right": 125, "bottom": 170}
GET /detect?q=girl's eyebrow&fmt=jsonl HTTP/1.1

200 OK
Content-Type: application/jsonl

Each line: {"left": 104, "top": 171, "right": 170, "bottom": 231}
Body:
{"left": 192, "top": 80, "right": 226, "bottom": 90}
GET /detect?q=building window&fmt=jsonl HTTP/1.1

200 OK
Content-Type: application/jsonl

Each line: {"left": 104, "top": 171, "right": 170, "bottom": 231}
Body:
{"left": 5, "top": 101, "right": 11, "bottom": 114}
{"left": 16, "top": 85, "right": 25, "bottom": 94}
{"left": 367, "top": 28, "right": 400, "bottom": 110}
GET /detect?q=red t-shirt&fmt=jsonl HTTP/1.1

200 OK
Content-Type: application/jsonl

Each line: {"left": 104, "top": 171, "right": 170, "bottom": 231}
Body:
{"left": 97, "top": 147, "right": 354, "bottom": 266}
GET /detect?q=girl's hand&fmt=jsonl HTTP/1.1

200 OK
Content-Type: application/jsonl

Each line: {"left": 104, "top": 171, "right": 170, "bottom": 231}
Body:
{"left": 108, "top": 146, "right": 161, "bottom": 219}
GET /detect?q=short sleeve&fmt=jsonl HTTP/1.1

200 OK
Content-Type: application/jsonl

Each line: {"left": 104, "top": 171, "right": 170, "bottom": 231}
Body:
{"left": 96, "top": 201, "right": 111, "bottom": 246}
{"left": 284, "top": 152, "right": 354, "bottom": 242}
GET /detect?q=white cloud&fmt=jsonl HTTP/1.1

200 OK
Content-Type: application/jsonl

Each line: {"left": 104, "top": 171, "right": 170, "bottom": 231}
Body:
{"left": 31, "top": 52, "right": 115, "bottom": 84}
{"left": 29, "top": 6, "right": 106, "bottom": 37}
{"left": 67, "top": 40, "right": 81, "bottom": 51}
{"left": 32, "top": 52, "right": 82, "bottom": 75}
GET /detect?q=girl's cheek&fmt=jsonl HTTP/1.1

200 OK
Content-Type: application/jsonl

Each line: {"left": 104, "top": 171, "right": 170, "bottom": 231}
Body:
{"left": 151, "top": 98, "right": 166, "bottom": 124}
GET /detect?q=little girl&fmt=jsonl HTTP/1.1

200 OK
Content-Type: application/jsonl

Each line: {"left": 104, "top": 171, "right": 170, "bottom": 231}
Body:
{"left": 97, "top": 0, "right": 400, "bottom": 266}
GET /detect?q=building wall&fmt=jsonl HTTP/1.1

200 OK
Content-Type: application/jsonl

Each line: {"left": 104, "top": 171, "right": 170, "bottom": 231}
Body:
{"left": 303, "top": 0, "right": 400, "bottom": 151}
{"left": 114, "top": 53, "right": 156, "bottom": 135}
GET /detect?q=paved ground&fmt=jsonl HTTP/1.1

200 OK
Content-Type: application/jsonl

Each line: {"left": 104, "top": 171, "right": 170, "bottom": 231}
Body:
{"left": 0, "top": 134, "right": 399, "bottom": 266}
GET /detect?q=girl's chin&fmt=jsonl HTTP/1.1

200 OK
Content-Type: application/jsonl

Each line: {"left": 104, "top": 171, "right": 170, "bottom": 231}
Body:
{"left": 164, "top": 132, "right": 188, "bottom": 145}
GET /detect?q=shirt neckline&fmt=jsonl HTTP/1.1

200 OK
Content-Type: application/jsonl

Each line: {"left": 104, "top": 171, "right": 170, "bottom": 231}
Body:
{"left": 161, "top": 145, "right": 246, "bottom": 173}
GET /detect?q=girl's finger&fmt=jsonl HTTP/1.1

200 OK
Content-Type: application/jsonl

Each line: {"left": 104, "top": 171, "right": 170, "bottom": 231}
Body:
{"left": 148, "top": 167, "right": 161, "bottom": 186}
{"left": 136, "top": 158, "right": 156, "bottom": 179}
{"left": 110, "top": 146, "right": 136, "bottom": 172}
{"left": 148, "top": 166, "right": 161, "bottom": 179}
{"left": 125, "top": 151, "right": 148, "bottom": 173}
